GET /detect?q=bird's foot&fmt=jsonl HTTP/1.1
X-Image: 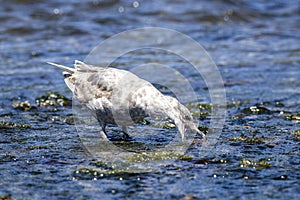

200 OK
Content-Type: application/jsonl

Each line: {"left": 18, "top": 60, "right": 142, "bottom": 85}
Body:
{"left": 100, "top": 130, "right": 109, "bottom": 141}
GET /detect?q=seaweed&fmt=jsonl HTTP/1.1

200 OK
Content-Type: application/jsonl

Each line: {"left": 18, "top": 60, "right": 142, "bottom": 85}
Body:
{"left": 291, "top": 130, "right": 300, "bottom": 140}
{"left": 241, "top": 106, "right": 272, "bottom": 115}
{"left": 228, "top": 133, "right": 265, "bottom": 144}
{"left": 127, "top": 152, "right": 193, "bottom": 163}
{"left": 0, "top": 195, "right": 15, "bottom": 200}
{"left": 0, "top": 121, "right": 32, "bottom": 130}
{"left": 73, "top": 166, "right": 145, "bottom": 180}
{"left": 186, "top": 103, "right": 213, "bottom": 119}
{"left": 12, "top": 101, "right": 31, "bottom": 111}
{"left": 36, "top": 91, "right": 71, "bottom": 107}
{"left": 285, "top": 112, "right": 300, "bottom": 122}
{"left": 239, "top": 158, "right": 272, "bottom": 170}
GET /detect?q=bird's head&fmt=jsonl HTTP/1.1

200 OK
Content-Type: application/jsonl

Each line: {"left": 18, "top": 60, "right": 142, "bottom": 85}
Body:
{"left": 47, "top": 62, "right": 76, "bottom": 93}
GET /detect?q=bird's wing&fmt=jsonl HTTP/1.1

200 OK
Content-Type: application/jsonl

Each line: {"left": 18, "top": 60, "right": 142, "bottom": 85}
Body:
{"left": 72, "top": 66, "right": 130, "bottom": 103}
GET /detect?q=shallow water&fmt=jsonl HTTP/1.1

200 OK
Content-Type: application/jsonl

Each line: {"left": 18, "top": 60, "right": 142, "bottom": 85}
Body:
{"left": 0, "top": 0, "right": 299, "bottom": 199}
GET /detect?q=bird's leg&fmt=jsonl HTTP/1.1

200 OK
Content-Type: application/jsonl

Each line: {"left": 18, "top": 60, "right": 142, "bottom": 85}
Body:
{"left": 99, "top": 123, "right": 109, "bottom": 141}
{"left": 121, "top": 126, "right": 131, "bottom": 140}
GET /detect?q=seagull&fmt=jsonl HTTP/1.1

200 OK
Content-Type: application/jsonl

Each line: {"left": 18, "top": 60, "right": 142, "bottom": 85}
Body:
{"left": 48, "top": 60, "right": 205, "bottom": 141}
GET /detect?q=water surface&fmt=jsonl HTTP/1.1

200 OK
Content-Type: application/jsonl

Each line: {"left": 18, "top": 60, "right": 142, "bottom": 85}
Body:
{"left": 0, "top": 0, "right": 299, "bottom": 199}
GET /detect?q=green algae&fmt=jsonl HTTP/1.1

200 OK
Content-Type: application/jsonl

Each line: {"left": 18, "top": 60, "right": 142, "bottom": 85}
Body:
{"left": 0, "top": 121, "right": 32, "bottom": 130}
{"left": 185, "top": 103, "right": 213, "bottom": 111}
{"left": 73, "top": 166, "right": 147, "bottom": 179}
{"left": 293, "top": 130, "right": 300, "bottom": 134}
{"left": 228, "top": 133, "right": 265, "bottom": 144}
{"left": 137, "top": 118, "right": 150, "bottom": 125}
{"left": 291, "top": 130, "right": 300, "bottom": 140}
{"left": 36, "top": 91, "right": 71, "bottom": 107}
{"left": 12, "top": 101, "right": 31, "bottom": 111}
{"left": 0, "top": 195, "right": 15, "bottom": 200}
{"left": 226, "top": 100, "right": 252, "bottom": 108}
{"left": 239, "top": 158, "right": 271, "bottom": 170}
{"left": 62, "top": 115, "right": 76, "bottom": 125}
{"left": 127, "top": 152, "right": 193, "bottom": 163}
{"left": 186, "top": 103, "right": 212, "bottom": 119}
{"left": 73, "top": 152, "right": 193, "bottom": 180}
{"left": 161, "top": 122, "right": 176, "bottom": 129}
{"left": 197, "top": 103, "right": 213, "bottom": 110}
{"left": 91, "top": 160, "right": 117, "bottom": 170}
{"left": 241, "top": 106, "right": 272, "bottom": 115}
{"left": 285, "top": 112, "right": 300, "bottom": 122}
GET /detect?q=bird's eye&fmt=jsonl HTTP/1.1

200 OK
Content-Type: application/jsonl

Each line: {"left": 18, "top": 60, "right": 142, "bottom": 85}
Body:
{"left": 63, "top": 72, "right": 72, "bottom": 78}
